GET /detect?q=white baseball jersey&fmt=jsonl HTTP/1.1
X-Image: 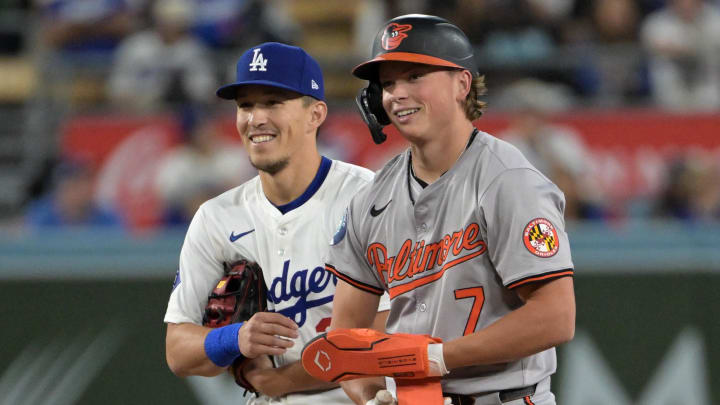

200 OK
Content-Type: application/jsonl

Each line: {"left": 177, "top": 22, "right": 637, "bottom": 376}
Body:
{"left": 164, "top": 157, "right": 390, "bottom": 404}
{"left": 326, "top": 131, "right": 574, "bottom": 396}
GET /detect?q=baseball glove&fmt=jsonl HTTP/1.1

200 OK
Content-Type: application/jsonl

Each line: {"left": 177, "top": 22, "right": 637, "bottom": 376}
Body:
{"left": 203, "top": 259, "right": 267, "bottom": 392}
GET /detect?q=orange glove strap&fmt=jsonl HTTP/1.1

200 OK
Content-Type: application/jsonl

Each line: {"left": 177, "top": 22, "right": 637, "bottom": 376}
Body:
{"left": 396, "top": 377, "right": 444, "bottom": 405}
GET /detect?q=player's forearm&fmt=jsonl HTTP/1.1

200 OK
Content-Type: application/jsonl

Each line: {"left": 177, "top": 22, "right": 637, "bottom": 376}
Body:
{"left": 329, "top": 280, "right": 381, "bottom": 330}
{"left": 166, "top": 322, "right": 226, "bottom": 377}
{"left": 443, "top": 277, "right": 575, "bottom": 369}
{"left": 251, "top": 361, "right": 338, "bottom": 398}
{"left": 340, "top": 377, "right": 386, "bottom": 404}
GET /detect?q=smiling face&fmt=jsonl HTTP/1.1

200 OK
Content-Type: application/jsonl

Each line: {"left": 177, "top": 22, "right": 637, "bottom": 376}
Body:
{"left": 235, "top": 85, "right": 325, "bottom": 175}
{"left": 378, "top": 62, "right": 469, "bottom": 142}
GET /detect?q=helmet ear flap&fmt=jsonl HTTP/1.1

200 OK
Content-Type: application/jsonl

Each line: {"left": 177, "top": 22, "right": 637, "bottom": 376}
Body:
{"left": 355, "top": 81, "right": 390, "bottom": 144}
{"left": 366, "top": 81, "right": 390, "bottom": 126}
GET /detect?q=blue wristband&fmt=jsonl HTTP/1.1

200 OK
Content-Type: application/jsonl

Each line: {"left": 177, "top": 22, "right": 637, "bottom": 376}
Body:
{"left": 204, "top": 323, "right": 243, "bottom": 367}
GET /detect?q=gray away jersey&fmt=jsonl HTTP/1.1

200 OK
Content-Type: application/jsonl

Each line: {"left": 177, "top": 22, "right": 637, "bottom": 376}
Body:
{"left": 326, "top": 131, "right": 574, "bottom": 396}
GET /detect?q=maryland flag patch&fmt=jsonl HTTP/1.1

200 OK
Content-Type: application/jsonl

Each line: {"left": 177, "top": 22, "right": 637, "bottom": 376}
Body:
{"left": 523, "top": 218, "right": 559, "bottom": 257}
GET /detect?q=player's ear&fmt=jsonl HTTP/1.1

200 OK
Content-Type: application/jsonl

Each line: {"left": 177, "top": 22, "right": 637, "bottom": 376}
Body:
{"left": 455, "top": 70, "right": 472, "bottom": 102}
{"left": 307, "top": 99, "right": 327, "bottom": 130}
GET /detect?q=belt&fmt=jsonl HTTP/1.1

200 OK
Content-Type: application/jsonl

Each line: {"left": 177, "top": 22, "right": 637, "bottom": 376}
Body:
{"left": 444, "top": 383, "right": 537, "bottom": 404}
{"left": 498, "top": 384, "right": 536, "bottom": 402}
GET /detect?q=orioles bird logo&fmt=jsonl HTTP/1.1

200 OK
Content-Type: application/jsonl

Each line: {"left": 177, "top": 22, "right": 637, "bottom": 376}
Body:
{"left": 381, "top": 23, "right": 412, "bottom": 50}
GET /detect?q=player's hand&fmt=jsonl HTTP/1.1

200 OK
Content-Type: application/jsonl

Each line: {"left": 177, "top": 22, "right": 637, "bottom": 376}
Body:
{"left": 238, "top": 312, "right": 299, "bottom": 358}
{"left": 240, "top": 355, "right": 276, "bottom": 396}
{"left": 365, "top": 390, "right": 396, "bottom": 405}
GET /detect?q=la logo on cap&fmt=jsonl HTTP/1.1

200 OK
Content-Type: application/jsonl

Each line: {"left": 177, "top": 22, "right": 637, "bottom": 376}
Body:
{"left": 249, "top": 48, "right": 267, "bottom": 72}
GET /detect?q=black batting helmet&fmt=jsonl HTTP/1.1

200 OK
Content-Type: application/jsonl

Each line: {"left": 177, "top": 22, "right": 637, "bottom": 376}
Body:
{"left": 352, "top": 14, "right": 478, "bottom": 81}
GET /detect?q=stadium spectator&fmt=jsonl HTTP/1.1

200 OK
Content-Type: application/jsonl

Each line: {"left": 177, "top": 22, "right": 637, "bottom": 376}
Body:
{"left": 0, "top": 0, "right": 31, "bottom": 55}
{"left": 592, "top": 0, "right": 639, "bottom": 43}
{"left": 591, "top": 0, "right": 645, "bottom": 103}
{"left": 640, "top": 0, "right": 720, "bottom": 111}
{"left": 189, "top": 0, "right": 299, "bottom": 49}
{"left": 107, "top": 0, "right": 217, "bottom": 109}
{"left": 36, "top": 0, "right": 135, "bottom": 55}
{"left": 473, "top": 1, "right": 562, "bottom": 67}
{"left": 655, "top": 152, "right": 720, "bottom": 221}
{"left": 497, "top": 79, "right": 605, "bottom": 220}
{"left": 153, "top": 109, "right": 254, "bottom": 226}
{"left": 34, "top": 0, "right": 139, "bottom": 105}
{"left": 25, "top": 159, "right": 124, "bottom": 229}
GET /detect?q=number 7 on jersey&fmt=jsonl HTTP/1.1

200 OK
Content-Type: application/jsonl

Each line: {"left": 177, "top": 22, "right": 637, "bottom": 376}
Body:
{"left": 454, "top": 286, "right": 485, "bottom": 336}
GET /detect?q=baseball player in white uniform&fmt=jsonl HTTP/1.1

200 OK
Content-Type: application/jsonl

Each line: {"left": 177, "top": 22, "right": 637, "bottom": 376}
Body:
{"left": 314, "top": 15, "right": 576, "bottom": 405}
{"left": 164, "top": 42, "right": 389, "bottom": 404}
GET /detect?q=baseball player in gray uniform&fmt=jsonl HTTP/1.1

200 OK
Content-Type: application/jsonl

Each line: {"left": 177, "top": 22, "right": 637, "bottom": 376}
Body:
{"left": 314, "top": 14, "right": 576, "bottom": 405}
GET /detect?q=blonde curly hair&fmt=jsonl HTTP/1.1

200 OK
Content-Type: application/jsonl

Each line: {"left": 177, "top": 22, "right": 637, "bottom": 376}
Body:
{"left": 464, "top": 75, "right": 487, "bottom": 121}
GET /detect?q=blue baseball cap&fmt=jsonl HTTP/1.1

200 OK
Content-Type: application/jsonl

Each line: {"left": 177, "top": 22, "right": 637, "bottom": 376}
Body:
{"left": 216, "top": 42, "right": 325, "bottom": 101}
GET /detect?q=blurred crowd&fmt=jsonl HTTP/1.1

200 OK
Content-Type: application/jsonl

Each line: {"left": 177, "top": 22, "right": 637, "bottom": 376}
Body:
{"left": 0, "top": 0, "right": 716, "bottom": 109}
{"left": 1, "top": 0, "right": 719, "bottom": 232}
